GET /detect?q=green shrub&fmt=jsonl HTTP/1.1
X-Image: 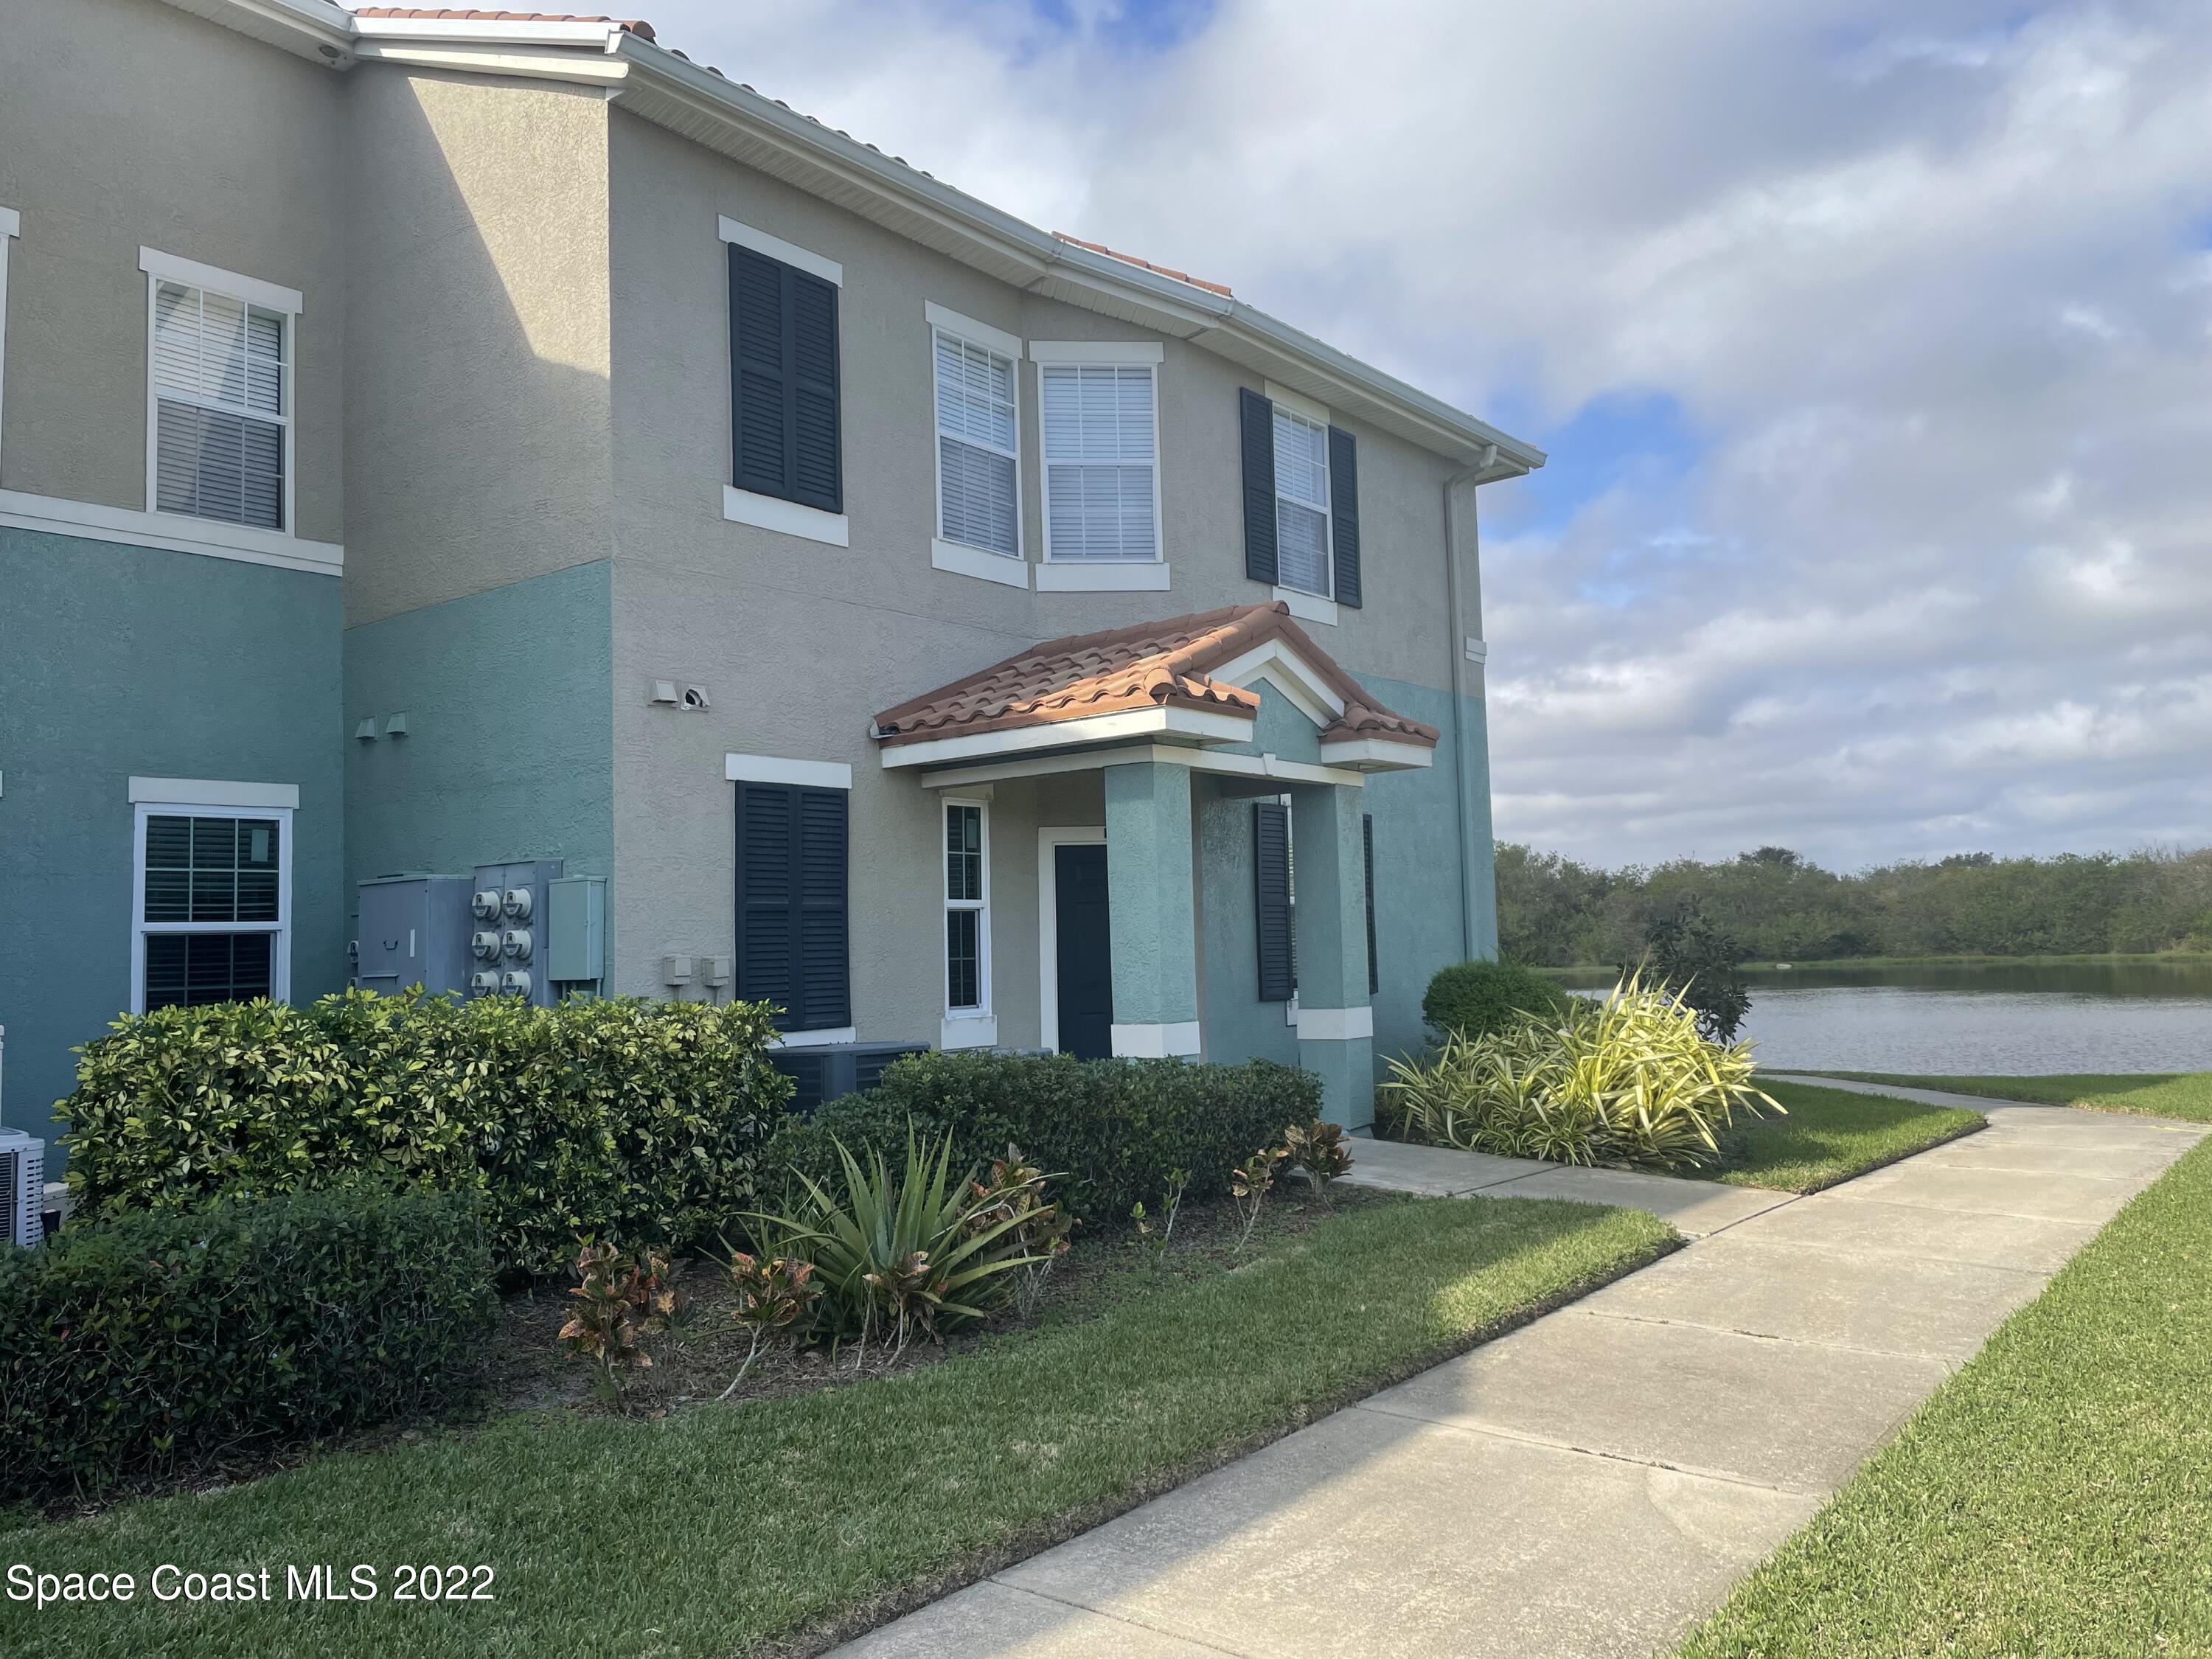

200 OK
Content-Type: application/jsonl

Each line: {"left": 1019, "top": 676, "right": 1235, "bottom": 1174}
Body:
{"left": 1383, "top": 975, "right": 1779, "bottom": 1169}
{"left": 759, "top": 1051, "right": 1318, "bottom": 1225}
{"left": 0, "top": 1186, "right": 495, "bottom": 1503}
{"left": 1421, "top": 959, "right": 1576, "bottom": 1043}
{"left": 61, "top": 990, "right": 793, "bottom": 1274}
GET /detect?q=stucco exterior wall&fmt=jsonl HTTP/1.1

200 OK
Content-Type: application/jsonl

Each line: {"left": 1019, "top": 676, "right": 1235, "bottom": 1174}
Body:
{"left": 340, "top": 68, "right": 614, "bottom": 628}
{"left": 0, "top": 529, "right": 344, "bottom": 1142}
{"left": 599, "top": 109, "right": 1492, "bottom": 1046}
{"left": 0, "top": 0, "right": 347, "bottom": 536}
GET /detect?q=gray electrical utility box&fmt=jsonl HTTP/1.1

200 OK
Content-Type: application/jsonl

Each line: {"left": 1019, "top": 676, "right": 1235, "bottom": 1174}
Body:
{"left": 545, "top": 876, "right": 607, "bottom": 987}
{"left": 468, "top": 859, "right": 565, "bottom": 1005}
{"left": 354, "top": 874, "right": 475, "bottom": 997}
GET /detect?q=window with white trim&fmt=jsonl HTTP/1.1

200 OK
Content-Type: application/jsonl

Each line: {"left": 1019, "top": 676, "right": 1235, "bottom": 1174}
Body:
{"left": 149, "top": 277, "right": 291, "bottom": 530}
{"left": 1273, "top": 406, "right": 1332, "bottom": 597}
{"left": 133, "top": 804, "right": 292, "bottom": 1012}
{"left": 1040, "top": 361, "right": 1158, "bottom": 561}
{"left": 935, "top": 330, "right": 1020, "bottom": 559}
{"left": 944, "top": 800, "right": 991, "bottom": 1018}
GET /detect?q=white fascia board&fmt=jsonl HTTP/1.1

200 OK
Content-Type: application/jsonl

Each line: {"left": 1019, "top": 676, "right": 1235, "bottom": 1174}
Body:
{"left": 1295, "top": 1005, "right": 1374, "bottom": 1042}
{"left": 1211, "top": 640, "right": 1346, "bottom": 720}
{"left": 130, "top": 776, "right": 299, "bottom": 809}
{"left": 347, "top": 41, "right": 627, "bottom": 84}
{"left": 718, "top": 216, "right": 843, "bottom": 287}
{"left": 915, "top": 742, "right": 1364, "bottom": 793}
{"left": 0, "top": 207, "right": 18, "bottom": 240}
{"left": 1263, "top": 380, "right": 1330, "bottom": 425}
{"left": 0, "top": 489, "right": 342, "bottom": 574}
{"left": 878, "top": 706, "right": 1251, "bottom": 770}
{"left": 159, "top": 0, "right": 354, "bottom": 63}
{"left": 1316, "top": 737, "right": 1436, "bottom": 771}
{"left": 351, "top": 14, "right": 632, "bottom": 47}
{"left": 1111, "top": 1021, "right": 1202, "bottom": 1059}
{"left": 1029, "top": 340, "right": 1164, "bottom": 366}
{"left": 771, "top": 1026, "right": 858, "bottom": 1049}
{"left": 925, "top": 302, "right": 1022, "bottom": 361}
{"left": 932, "top": 538, "right": 1029, "bottom": 588}
{"left": 726, "top": 754, "right": 852, "bottom": 790}
{"left": 1034, "top": 560, "right": 1171, "bottom": 593}
{"left": 1465, "top": 637, "right": 1489, "bottom": 664}
{"left": 139, "top": 248, "right": 303, "bottom": 314}
{"left": 724, "top": 485, "right": 849, "bottom": 546}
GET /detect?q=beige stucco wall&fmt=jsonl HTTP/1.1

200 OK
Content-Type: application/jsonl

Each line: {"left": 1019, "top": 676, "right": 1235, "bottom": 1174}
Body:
{"left": 340, "top": 68, "right": 614, "bottom": 627}
{"left": 601, "top": 108, "right": 1483, "bottom": 1043}
{"left": 0, "top": 0, "right": 346, "bottom": 540}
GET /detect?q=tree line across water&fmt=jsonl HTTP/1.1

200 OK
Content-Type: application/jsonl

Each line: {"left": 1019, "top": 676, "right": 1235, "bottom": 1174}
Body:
{"left": 1495, "top": 844, "right": 2212, "bottom": 968}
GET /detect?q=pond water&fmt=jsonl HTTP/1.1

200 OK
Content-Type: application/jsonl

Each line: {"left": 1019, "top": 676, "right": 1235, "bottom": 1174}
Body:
{"left": 1562, "top": 959, "right": 2212, "bottom": 1075}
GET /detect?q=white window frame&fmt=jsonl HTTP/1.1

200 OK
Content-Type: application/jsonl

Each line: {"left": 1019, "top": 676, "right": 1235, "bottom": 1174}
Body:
{"left": 1266, "top": 380, "right": 1335, "bottom": 610}
{"left": 927, "top": 302, "right": 1027, "bottom": 588}
{"left": 127, "top": 779, "right": 298, "bottom": 1016}
{"left": 1033, "top": 340, "right": 1168, "bottom": 591}
{"left": 141, "top": 248, "right": 302, "bottom": 538}
{"left": 0, "top": 207, "right": 18, "bottom": 470}
{"left": 718, "top": 215, "right": 851, "bottom": 549}
{"left": 941, "top": 796, "right": 995, "bottom": 1048}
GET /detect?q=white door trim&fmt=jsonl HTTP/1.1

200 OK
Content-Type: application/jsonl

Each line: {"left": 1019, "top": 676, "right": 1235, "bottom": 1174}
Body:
{"left": 1036, "top": 825, "right": 1106, "bottom": 1055}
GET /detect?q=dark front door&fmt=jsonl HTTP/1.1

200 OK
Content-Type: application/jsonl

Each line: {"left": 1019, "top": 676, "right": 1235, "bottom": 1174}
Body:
{"left": 1055, "top": 844, "right": 1113, "bottom": 1060}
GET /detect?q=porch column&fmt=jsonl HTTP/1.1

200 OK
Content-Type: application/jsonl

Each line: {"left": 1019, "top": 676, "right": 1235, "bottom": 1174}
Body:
{"left": 1103, "top": 761, "right": 1201, "bottom": 1057}
{"left": 1292, "top": 783, "right": 1374, "bottom": 1129}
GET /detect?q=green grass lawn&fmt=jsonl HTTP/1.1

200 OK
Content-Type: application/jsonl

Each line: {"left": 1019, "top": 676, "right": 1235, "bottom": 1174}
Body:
{"left": 1819, "top": 1069, "right": 2212, "bottom": 1124}
{"left": 1695, "top": 1079, "right": 1984, "bottom": 1192}
{"left": 0, "top": 1194, "right": 1672, "bottom": 1659}
{"left": 1678, "top": 1132, "right": 2212, "bottom": 1657}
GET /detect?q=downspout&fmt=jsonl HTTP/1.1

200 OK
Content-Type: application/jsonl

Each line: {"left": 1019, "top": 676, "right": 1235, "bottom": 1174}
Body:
{"left": 1442, "top": 457, "right": 1481, "bottom": 963}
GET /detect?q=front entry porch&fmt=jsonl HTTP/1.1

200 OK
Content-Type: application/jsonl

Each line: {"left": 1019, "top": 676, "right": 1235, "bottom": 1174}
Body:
{"left": 873, "top": 602, "right": 1440, "bottom": 1130}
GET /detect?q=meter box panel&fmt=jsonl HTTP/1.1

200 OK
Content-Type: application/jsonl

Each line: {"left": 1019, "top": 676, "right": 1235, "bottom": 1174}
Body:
{"left": 546, "top": 877, "right": 607, "bottom": 986}
{"left": 471, "top": 860, "right": 564, "bottom": 1004}
{"left": 354, "top": 875, "right": 474, "bottom": 996}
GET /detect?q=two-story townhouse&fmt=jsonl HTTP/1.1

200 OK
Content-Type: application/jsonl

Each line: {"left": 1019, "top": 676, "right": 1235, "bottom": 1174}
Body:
{"left": 0, "top": 0, "right": 1542, "bottom": 1148}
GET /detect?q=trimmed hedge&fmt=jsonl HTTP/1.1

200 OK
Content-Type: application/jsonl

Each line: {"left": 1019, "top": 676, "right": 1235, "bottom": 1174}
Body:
{"left": 62, "top": 990, "right": 793, "bottom": 1273}
{"left": 0, "top": 1186, "right": 495, "bottom": 1503}
{"left": 1422, "top": 959, "right": 1576, "bottom": 1043}
{"left": 760, "top": 1051, "right": 1321, "bottom": 1224}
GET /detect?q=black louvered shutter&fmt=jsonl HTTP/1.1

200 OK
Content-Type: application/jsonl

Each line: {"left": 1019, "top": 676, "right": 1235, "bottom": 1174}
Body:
{"left": 1329, "top": 425, "right": 1362, "bottom": 608}
{"left": 1363, "top": 813, "right": 1378, "bottom": 995}
{"left": 735, "top": 782, "right": 849, "bottom": 1031}
{"left": 1254, "top": 801, "right": 1293, "bottom": 1002}
{"left": 1240, "top": 386, "right": 1278, "bottom": 585}
{"left": 729, "top": 246, "right": 842, "bottom": 513}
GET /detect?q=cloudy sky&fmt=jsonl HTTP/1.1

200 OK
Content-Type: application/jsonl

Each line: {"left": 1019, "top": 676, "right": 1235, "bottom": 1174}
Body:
{"left": 650, "top": 0, "right": 2212, "bottom": 871}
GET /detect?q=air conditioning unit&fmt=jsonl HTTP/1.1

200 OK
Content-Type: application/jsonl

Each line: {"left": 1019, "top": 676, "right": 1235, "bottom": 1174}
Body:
{"left": 1, "top": 1128, "right": 46, "bottom": 1249}
{"left": 770, "top": 1042, "right": 930, "bottom": 1116}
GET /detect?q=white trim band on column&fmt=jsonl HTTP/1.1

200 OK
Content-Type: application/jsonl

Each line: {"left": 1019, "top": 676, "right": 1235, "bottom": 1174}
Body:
{"left": 1110, "top": 1020, "right": 1202, "bottom": 1058}
{"left": 726, "top": 754, "right": 852, "bottom": 790}
{"left": 128, "top": 776, "right": 299, "bottom": 809}
{"left": 1295, "top": 1005, "right": 1374, "bottom": 1041}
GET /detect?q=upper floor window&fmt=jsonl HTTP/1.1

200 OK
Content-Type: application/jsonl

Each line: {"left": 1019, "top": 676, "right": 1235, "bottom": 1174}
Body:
{"left": 147, "top": 257, "right": 294, "bottom": 531}
{"left": 1273, "top": 406, "right": 1332, "bottom": 597}
{"left": 934, "top": 328, "right": 1019, "bottom": 560}
{"left": 1036, "top": 343, "right": 1161, "bottom": 563}
{"left": 724, "top": 220, "right": 843, "bottom": 526}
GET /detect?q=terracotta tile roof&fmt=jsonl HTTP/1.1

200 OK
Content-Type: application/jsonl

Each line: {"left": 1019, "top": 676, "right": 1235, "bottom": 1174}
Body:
{"left": 353, "top": 8, "right": 656, "bottom": 40}
{"left": 1051, "top": 233, "right": 1233, "bottom": 298}
{"left": 874, "top": 601, "right": 1438, "bottom": 753}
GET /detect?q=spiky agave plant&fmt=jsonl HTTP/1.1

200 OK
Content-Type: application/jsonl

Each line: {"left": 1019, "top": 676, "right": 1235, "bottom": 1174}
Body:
{"left": 748, "top": 1127, "right": 1051, "bottom": 1362}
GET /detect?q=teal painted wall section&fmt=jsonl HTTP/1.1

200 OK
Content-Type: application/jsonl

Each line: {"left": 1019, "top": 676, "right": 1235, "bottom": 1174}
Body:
{"left": 344, "top": 560, "right": 614, "bottom": 953}
{"left": 1100, "top": 760, "right": 1198, "bottom": 1032}
{"left": 0, "top": 529, "right": 344, "bottom": 1144}
{"left": 1217, "top": 684, "right": 1326, "bottom": 765}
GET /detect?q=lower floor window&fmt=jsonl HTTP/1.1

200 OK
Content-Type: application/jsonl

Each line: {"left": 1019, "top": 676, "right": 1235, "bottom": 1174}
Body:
{"left": 134, "top": 803, "right": 291, "bottom": 1013}
{"left": 944, "top": 799, "right": 990, "bottom": 1015}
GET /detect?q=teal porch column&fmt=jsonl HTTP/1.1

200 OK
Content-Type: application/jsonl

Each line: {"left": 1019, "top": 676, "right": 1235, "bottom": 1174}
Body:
{"left": 1292, "top": 783, "right": 1374, "bottom": 1128}
{"left": 1103, "top": 761, "right": 1201, "bottom": 1057}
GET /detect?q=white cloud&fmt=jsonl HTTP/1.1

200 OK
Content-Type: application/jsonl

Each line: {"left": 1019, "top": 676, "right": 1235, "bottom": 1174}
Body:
{"left": 643, "top": 0, "right": 2212, "bottom": 867}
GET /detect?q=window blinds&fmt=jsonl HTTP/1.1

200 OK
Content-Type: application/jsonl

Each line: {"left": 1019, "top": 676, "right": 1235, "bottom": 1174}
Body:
{"left": 1042, "top": 363, "right": 1157, "bottom": 561}
{"left": 1273, "top": 407, "right": 1331, "bottom": 597}
{"left": 936, "top": 332, "right": 1018, "bottom": 557}
{"left": 152, "top": 281, "right": 285, "bottom": 529}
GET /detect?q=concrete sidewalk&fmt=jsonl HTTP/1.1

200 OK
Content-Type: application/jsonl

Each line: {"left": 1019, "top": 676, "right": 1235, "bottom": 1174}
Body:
{"left": 835, "top": 1091, "right": 2205, "bottom": 1659}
